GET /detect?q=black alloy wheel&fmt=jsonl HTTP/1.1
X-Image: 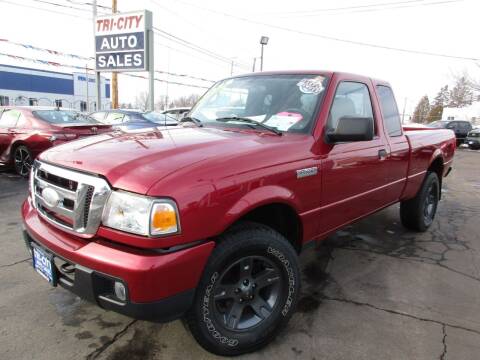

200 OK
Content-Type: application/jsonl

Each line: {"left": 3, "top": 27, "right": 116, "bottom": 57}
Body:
{"left": 14, "top": 146, "right": 33, "bottom": 177}
{"left": 212, "top": 255, "right": 282, "bottom": 331}
{"left": 423, "top": 181, "right": 438, "bottom": 227}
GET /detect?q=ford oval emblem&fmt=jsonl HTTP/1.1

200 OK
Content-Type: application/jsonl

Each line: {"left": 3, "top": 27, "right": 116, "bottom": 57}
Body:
{"left": 42, "top": 187, "right": 60, "bottom": 208}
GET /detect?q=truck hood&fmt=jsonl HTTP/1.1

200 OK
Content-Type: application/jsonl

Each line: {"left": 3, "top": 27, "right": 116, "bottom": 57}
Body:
{"left": 39, "top": 126, "right": 275, "bottom": 194}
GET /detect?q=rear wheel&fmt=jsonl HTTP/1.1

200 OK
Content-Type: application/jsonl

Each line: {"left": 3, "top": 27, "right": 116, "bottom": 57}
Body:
{"left": 400, "top": 171, "right": 440, "bottom": 232}
{"left": 13, "top": 145, "right": 33, "bottom": 177}
{"left": 186, "top": 223, "right": 300, "bottom": 356}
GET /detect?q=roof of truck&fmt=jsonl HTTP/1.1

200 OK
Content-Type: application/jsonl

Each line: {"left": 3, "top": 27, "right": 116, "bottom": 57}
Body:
{"left": 231, "top": 70, "right": 389, "bottom": 86}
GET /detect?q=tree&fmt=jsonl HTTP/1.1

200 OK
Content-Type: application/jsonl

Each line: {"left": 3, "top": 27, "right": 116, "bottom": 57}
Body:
{"left": 412, "top": 95, "right": 430, "bottom": 123}
{"left": 171, "top": 94, "right": 201, "bottom": 108}
{"left": 448, "top": 76, "right": 473, "bottom": 108}
{"left": 134, "top": 91, "right": 149, "bottom": 110}
{"left": 426, "top": 85, "right": 449, "bottom": 123}
{"left": 426, "top": 105, "right": 443, "bottom": 123}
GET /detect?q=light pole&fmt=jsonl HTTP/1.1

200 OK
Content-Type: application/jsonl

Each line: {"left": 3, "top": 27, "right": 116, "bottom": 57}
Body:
{"left": 259, "top": 36, "right": 269, "bottom": 71}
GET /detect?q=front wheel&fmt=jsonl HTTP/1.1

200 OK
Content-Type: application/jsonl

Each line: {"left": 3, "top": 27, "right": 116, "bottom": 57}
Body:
{"left": 400, "top": 171, "right": 440, "bottom": 232}
{"left": 186, "top": 223, "right": 300, "bottom": 356}
{"left": 13, "top": 145, "right": 33, "bottom": 177}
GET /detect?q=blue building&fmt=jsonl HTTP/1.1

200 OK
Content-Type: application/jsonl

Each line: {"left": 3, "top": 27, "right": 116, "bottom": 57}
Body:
{"left": 0, "top": 64, "right": 110, "bottom": 111}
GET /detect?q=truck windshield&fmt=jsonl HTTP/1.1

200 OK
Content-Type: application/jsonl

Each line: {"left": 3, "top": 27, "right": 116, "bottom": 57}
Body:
{"left": 189, "top": 74, "right": 329, "bottom": 133}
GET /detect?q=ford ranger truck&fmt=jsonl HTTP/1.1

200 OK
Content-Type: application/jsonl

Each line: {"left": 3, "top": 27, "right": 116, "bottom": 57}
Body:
{"left": 22, "top": 71, "right": 456, "bottom": 356}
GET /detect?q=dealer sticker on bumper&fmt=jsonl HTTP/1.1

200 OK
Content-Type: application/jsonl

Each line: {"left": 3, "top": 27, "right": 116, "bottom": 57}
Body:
{"left": 32, "top": 246, "right": 56, "bottom": 285}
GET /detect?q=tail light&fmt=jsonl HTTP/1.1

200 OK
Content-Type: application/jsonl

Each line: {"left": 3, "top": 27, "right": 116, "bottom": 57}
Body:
{"left": 47, "top": 133, "right": 78, "bottom": 142}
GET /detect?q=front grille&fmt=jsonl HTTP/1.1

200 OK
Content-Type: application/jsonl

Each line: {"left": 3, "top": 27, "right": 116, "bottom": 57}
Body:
{"left": 31, "top": 161, "right": 111, "bottom": 238}
{"left": 83, "top": 185, "right": 95, "bottom": 228}
{"left": 38, "top": 169, "right": 78, "bottom": 191}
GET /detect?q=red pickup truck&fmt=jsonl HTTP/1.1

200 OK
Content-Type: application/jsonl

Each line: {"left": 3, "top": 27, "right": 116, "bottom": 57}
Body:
{"left": 22, "top": 71, "right": 455, "bottom": 356}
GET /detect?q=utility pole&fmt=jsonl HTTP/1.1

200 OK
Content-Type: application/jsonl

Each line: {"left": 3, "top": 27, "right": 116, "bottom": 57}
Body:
{"left": 259, "top": 36, "right": 269, "bottom": 72}
{"left": 147, "top": 11, "right": 154, "bottom": 111}
{"left": 252, "top": 57, "right": 256, "bottom": 72}
{"left": 93, "top": 0, "right": 102, "bottom": 111}
{"left": 111, "top": 0, "right": 118, "bottom": 109}
{"left": 402, "top": 97, "right": 408, "bottom": 124}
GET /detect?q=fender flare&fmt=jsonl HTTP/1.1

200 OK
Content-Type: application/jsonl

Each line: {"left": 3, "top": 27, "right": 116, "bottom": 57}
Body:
{"left": 428, "top": 148, "right": 444, "bottom": 168}
{"left": 220, "top": 185, "right": 302, "bottom": 233}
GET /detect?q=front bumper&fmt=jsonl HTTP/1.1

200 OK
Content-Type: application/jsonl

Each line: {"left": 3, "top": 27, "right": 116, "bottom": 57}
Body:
{"left": 22, "top": 197, "right": 214, "bottom": 321}
{"left": 466, "top": 139, "right": 480, "bottom": 147}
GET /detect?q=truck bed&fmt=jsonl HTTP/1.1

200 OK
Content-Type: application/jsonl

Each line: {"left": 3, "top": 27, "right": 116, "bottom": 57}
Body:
{"left": 402, "top": 127, "right": 456, "bottom": 199}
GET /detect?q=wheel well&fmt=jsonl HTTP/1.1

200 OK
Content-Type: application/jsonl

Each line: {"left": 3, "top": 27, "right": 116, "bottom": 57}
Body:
{"left": 428, "top": 157, "right": 444, "bottom": 196}
{"left": 9, "top": 141, "right": 26, "bottom": 163}
{"left": 232, "top": 203, "right": 303, "bottom": 253}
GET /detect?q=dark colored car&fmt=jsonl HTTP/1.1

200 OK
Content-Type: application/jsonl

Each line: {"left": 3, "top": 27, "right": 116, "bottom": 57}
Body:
{"left": 0, "top": 107, "right": 111, "bottom": 176}
{"left": 429, "top": 120, "right": 473, "bottom": 146}
{"left": 466, "top": 128, "right": 480, "bottom": 149}
{"left": 90, "top": 109, "right": 177, "bottom": 130}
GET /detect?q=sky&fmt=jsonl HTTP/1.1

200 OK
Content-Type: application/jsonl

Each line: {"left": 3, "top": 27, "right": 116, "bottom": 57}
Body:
{"left": 0, "top": 0, "right": 479, "bottom": 116}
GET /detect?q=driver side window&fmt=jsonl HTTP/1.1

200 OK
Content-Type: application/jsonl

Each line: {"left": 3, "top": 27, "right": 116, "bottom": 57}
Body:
{"left": 327, "top": 81, "right": 374, "bottom": 132}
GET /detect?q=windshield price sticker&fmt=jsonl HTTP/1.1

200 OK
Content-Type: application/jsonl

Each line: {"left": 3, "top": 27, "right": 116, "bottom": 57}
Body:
{"left": 297, "top": 76, "right": 325, "bottom": 94}
{"left": 94, "top": 11, "right": 151, "bottom": 72}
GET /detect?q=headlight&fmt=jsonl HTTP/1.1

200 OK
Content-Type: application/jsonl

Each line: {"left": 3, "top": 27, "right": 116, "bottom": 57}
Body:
{"left": 102, "top": 190, "right": 180, "bottom": 236}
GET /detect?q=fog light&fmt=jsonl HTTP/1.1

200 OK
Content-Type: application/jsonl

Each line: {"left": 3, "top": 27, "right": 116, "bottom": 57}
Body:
{"left": 114, "top": 281, "right": 127, "bottom": 301}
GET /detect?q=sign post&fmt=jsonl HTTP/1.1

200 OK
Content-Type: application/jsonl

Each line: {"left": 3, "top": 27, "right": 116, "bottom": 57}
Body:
{"left": 94, "top": 10, "right": 153, "bottom": 110}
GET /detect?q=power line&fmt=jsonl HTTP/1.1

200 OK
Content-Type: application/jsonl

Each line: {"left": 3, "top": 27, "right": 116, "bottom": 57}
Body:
{"left": 155, "top": 70, "right": 215, "bottom": 83}
{"left": 64, "top": 0, "right": 111, "bottom": 10}
{"left": 0, "top": 37, "right": 218, "bottom": 83}
{"left": 149, "top": 0, "right": 252, "bottom": 55}
{"left": 271, "top": 0, "right": 466, "bottom": 17}
{"left": 153, "top": 27, "right": 250, "bottom": 69}
{"left": 170, "top": 0, "right": 479, "bottom": 62}
{"left": 255, "top": 0, "right": 438, "bottom": 15}
{"left": 0, "top": 0, "right": 92, "bottom": 19}
{"left": 0, "top": 51, "right": 212, "bottom": 88}
{"left": 120, "top": 73, "right": 210, "bottom": 89}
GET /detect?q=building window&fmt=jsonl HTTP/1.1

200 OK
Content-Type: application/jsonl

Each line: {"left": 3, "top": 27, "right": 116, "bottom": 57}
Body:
{"left": 29, "top": 98, "right": 38, "bottom": 106}
{"left": 80, "top": 101, "right": 87, "bottom": 112}
{"left": 0, "top": 95, "right": 9, "bottom": 106}
{"left": 55, "top": 99, "right": 63, "bottom": 108}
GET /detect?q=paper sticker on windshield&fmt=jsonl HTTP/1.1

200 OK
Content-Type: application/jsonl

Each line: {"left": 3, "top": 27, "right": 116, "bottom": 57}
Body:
{"left": 264, "top": 112, "right": 303, "bottom": 131}
{"left": 297, "top": 76, "right": 325, "bottom": 94}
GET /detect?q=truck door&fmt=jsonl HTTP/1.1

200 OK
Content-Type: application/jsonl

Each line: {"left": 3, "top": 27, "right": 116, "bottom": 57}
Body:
{"left": 374, "top": 84, "right": 410, "bottom": 202}
{"left": 318, "top": 79, "right": 393, "bottom": 236}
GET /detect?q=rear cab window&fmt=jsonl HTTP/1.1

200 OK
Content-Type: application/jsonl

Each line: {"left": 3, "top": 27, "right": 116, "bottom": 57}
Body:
{"left": 376, "top": 85, "right": 402, "bottom": 137}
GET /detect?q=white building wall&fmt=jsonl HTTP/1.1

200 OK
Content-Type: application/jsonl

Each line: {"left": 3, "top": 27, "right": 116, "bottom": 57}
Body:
{"left": 0, "top": 89, "right": 75, "bottom": 108}
{"left": 0, "top": 65, "right": 110, "bottom": 111}
{"left": 442, "top": 102, "right": 480, "bottom": 126}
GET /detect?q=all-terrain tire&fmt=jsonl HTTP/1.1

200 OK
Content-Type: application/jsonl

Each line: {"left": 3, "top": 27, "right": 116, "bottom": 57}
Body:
{"left": 185, "top": 222, "right": 300, "bottom": 356}
{"left": 400, "top": 171, "right": 440, "bottom": 232}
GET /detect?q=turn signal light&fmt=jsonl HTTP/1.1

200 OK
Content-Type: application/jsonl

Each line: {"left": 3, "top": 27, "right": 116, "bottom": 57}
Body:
{"left": 150, "top": 203, "right": 178, "bottom": 235}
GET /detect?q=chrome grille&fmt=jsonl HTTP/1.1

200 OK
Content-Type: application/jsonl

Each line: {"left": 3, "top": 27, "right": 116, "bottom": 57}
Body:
{"left": 31, "top": 161, "right": 111, "bottom": 238}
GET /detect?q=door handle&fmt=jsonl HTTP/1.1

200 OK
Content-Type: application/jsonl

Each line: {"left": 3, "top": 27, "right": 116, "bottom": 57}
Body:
{"left": 378, "top": 149, "right": 388, "bottom": 160}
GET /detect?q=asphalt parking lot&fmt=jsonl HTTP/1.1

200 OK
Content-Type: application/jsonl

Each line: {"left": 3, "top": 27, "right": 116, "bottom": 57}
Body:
{"left": 1, "top": 149, "right": 479, "bottom": 360}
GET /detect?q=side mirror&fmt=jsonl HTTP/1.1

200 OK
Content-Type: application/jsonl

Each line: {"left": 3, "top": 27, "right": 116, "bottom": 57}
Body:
{"left": 326, "top": 116, "right": 374, "bottom": 143}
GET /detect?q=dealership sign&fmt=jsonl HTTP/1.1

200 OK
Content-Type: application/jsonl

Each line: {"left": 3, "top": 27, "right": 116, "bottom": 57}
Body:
{"left": 95, "top": 10, "right": 152, "bottom": 72}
